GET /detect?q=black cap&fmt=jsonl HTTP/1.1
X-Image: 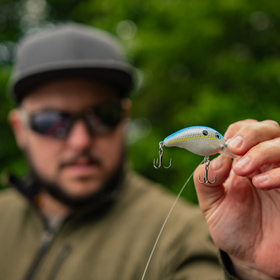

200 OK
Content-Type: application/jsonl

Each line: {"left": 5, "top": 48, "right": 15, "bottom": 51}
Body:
{"left": 9, "top": 23, "right": 134, "bottom": 104}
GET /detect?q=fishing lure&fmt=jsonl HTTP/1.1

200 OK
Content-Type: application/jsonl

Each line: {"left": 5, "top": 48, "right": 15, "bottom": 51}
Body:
{"left": 153, "top": 126, "right": 235, "bottom": 184}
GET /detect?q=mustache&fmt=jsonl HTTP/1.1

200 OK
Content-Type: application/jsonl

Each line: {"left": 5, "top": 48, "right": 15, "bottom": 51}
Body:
{"left": 59, "top": 152, "right": 102, "bottom": 169}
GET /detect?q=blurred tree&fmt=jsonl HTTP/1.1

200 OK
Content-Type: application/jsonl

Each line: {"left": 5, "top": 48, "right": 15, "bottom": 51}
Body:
{"left": 1, "top": 0, "right": 280, "bottom": 203}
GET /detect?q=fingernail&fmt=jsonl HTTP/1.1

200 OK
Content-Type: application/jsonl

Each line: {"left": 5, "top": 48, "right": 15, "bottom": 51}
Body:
{"left": 212, "top": 156, "right": 222, "bottom": 170}
{"left": 254, "top": 174, "right": 269, "bottom": 184}
{"left": 235, "top": 156, "right": 250, "bottom": 169}
{"left": 228, "top": 136, "right": 243, "bottom": 149}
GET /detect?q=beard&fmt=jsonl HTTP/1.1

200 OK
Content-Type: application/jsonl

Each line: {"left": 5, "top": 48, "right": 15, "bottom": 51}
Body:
{"left": 26, "top": 150, "right": 125, "bottom": 209}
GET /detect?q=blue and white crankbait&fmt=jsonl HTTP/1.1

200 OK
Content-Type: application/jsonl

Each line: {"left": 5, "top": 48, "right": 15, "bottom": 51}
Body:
{"left": 153, "top": 126, "right": 235, "bottom": 184}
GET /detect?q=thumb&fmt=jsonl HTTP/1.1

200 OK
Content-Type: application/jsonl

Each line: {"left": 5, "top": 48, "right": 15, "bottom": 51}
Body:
{"left": 193, "top": 155, "right": 232, "bottom": 217}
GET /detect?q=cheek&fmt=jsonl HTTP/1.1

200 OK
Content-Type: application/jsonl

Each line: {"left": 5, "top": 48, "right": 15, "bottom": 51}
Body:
{"left": 25, "top": 135, "right": 62, "bottom": 177}
{"left": 94, "top": 126, "right": 126, "bottom": 168}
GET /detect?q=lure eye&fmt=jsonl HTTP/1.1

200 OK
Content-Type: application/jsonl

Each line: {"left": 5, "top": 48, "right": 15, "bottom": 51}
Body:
{"left": 215, "top": 133, "right": 220, "bottom": 139}
{"left": 202, "top": 130, "right": 208, "bottom": 136}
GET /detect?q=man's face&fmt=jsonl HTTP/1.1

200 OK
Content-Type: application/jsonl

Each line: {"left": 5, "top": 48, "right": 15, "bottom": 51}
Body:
{"left": 10, "top": 79, "right": 130, "bottom": 201}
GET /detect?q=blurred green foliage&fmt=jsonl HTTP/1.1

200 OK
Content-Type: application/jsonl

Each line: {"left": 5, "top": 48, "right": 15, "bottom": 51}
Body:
{"left": 1, "top": 0, "right": 280, "bottom": 203}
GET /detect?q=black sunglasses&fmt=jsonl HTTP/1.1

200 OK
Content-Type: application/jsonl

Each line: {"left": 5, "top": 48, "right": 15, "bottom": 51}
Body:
{"left": 20, "top": 102, "right": 125, "bottom": 139}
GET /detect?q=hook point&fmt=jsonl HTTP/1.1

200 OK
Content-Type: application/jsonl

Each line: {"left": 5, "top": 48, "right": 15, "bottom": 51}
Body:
{"left": 153, "top": 141, "right": 172, "bottom": 169}
{"left": 198, "top": 156, "right": 216, "bottom": 184}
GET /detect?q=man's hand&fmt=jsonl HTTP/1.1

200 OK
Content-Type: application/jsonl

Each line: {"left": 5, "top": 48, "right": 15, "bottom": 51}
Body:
{"left": 194, "top": 119, "right": 280, "bottom": 280}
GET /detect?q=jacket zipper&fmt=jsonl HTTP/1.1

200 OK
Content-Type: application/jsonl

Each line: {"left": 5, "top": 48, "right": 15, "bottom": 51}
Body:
{"left": 24, "top": 228, "right": 55, "bottom": 280}
{"left": 47, "top": 244, "right": 71, "bottom": 280}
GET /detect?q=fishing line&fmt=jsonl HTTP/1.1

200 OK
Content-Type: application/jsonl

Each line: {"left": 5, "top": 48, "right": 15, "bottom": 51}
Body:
{"left": 140, "top": 160, "right": 203, "bottom": 280}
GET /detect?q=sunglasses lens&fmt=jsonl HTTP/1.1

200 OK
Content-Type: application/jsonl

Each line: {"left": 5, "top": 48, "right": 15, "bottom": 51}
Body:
{"left": 31, "top": 111, "right": 72, "bottom": 138}
{"left": 96, "top": 104, "right": 122, "bottom": 127}
{"left": 86, "top": 104, "right": 123, "bottom": 134}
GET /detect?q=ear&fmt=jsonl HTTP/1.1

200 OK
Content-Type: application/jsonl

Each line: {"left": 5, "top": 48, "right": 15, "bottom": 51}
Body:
{"left": 8, "top": 109, "right": 28, "bottom": 149}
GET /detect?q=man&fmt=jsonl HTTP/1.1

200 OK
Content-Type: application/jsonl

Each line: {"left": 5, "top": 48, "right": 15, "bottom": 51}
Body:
{"left": 0, "top": 23, "right": 222, "bottom": 279}
{"left": 2, "top": 22, "right": 280, "bottom": 280}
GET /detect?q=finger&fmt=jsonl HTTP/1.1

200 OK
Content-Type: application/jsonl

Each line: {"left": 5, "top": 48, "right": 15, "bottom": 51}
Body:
{"left": 194, "top": 155, "right": 232, "bottom": 216}
{"left": 223, "top": 119, "right": 257, "bottom": 139}
{"left": 226, "top": 120, "right": 280, "bottom": 156}
{"left": 253, "top": 167, "right": 280, "bottom": 190}
{"left": 233, "top": 138, "right": 280, "bottom": 177}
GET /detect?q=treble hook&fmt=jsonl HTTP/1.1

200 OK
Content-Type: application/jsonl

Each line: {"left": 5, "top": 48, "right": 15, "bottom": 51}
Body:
{"left": 153, "top": 141, "right": 172, "bottom": 169}
{"left": 198, "top": 156, "right": 216, "bottom": 184}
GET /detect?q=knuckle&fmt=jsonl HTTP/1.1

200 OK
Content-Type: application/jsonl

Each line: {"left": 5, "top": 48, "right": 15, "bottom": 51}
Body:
{"left": 244, "top": 121, "right": 280, "bottom": 143}
{"left": 226, "top": 123, "right": 236, "bottom": 133}
{"left": 262, "top": 120, "right": 280, "bottom": 130}
{"left": 253, "top": 143, "right": 266, "bottom": 155}
{"left": 226, "top": 120, "right": 257, "bottom": 134}
{"left": 243, "top": 118, "right": 257, "bottom": 123}
{"left": 274, "top": 138, "right": 280, "bottom": 145}
{"left": 268, "top": 138, "right": 280, "bottom": 149}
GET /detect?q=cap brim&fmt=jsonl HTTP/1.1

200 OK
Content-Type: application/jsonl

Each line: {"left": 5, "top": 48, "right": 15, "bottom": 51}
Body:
{"left": 10, "top": 62, "right": 134, "bottom": 104}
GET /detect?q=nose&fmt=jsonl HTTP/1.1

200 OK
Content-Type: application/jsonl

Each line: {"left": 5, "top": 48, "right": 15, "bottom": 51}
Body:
{"left": 66, "top": 120, "right": 92, "bottom": 150}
